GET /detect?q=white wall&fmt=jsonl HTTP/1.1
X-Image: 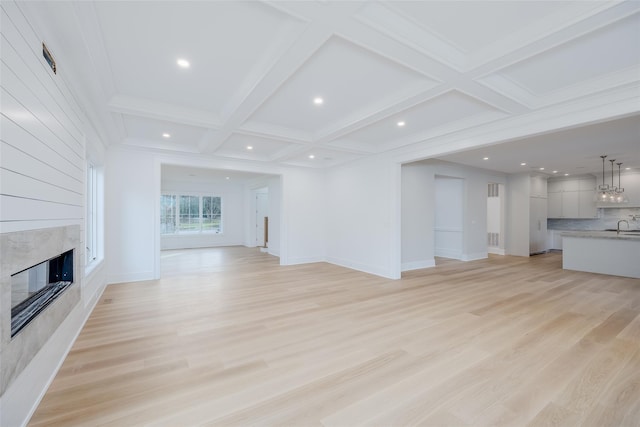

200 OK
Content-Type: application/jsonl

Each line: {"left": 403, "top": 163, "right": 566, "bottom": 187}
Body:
{"left": 105, "top": 148, "right": 158, "bottom": 283}
{"left": 281, "top": 168, "right": 326, "bottom": 264}
{"left": 0, "top": 3, "right": 107, "bottom": 425}
{"left": 325, "top": 156, "right": 400, "bottom": 278}
{"left": 401, "top": 163, "right": 434, "bottom": 271}
{"left": 160, "top": 173, "right": 245, "bottom": 250}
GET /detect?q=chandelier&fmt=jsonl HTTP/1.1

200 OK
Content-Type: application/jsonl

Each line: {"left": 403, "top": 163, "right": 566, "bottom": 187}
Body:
{"left": 596, "top": 155, "right": 628, "bottom": 203}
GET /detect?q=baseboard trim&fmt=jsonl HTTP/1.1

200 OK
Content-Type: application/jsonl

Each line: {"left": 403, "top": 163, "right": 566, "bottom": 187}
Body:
{"left": 107, "top": 271, "right": 154, "bottom": 285}
{"left": 462, "top": 252, "right": 489, "bottom": 261}
{"left": 401, "top": 259, "right": 436, "bottom": 271}
{"left": 326, "top": 256, "right": 396, "bottom": 279}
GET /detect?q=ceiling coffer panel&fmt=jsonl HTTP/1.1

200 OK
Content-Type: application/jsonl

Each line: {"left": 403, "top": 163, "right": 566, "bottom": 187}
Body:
{"left": 247, "top": 36, "right": 437, "bottom": 135}
{"left": 94, "top": 1, "right": 303, "bottom": 112}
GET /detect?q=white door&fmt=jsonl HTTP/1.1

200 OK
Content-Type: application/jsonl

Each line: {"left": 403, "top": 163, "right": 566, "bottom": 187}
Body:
{"left": 434, "top": 176, "right": 464, "bottom": 260}
{"left": 255, "top": 192, "right": 268, "bottom": 247}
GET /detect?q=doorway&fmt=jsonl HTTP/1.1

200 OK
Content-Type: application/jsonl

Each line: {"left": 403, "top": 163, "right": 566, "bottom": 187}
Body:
{"left": 255, "top": 188, "right": 268, "bottom": 248}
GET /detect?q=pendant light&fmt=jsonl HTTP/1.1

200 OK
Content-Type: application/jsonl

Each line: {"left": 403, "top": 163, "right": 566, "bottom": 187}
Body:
{"left": 597, "top": 155, "right": 609, "bottom": 202}
{"left": 608, "top": 159, "right": 618, "bottom": 203}
{"left": 596, "top": 155, "right": 629, "bottom": 204}
{"left": 614, "top": 162, "right": 629, "bottom": 203}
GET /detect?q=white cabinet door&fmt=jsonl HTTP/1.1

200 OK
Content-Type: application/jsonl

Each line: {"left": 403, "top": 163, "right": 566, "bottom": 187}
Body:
{"left": 578, "top": 190, "right": 597, "bottom": 218}
{"left": 530, "top": 197, "right": 547, "bottom": 254}
{"left": 548, "top": 180, "right": 563, "bottom": 193}
{"left": 548, "top": 192, "right": 562, "bottom": 218}
{"left": 562, "top": 191, "right": 580, "bottom": 218}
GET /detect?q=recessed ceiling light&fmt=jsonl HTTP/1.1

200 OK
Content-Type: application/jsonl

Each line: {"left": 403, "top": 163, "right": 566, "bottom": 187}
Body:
{"left": 313, "top": 97, "right": 323, "bottom": 105}
{"left": 176, "top": 58, "right": 190, "bottom": 68}
{"left": 564, "top": 173, "right": 570, "bottom": 176}
{"left": 539, "top": 167, "right": 545, "bottom": 170}
{"left": 308, "top": 154, "right": 315, "bottom": 159}
{"left": 225, "top": 177, "right": 230, "bottom": 180}
{"left": 162, "top": 133, "right": 171, "bottom": 138}
{"left": 483, "top": 157, "right": 489, "bottom": 160}
{"left": 246, "top": 146, "right": 253, "bottom": 150}
{"left": 520, "top": 162, "right": 527, "bottom": 166}
{"left": 626, "top": 167, "right": 631, "bottom": 170}
{"left": 397, "top": 121, "right": 406, "bottom": 127}
{"left": 552, "top": 170, "right": 558, "bottom": 174}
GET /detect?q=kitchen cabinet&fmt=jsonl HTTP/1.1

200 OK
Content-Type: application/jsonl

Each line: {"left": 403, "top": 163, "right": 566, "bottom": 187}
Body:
{"left": 547, "top": 176, "right": 597, "bottom": 218}
{"left": 530, "top": 196, "right": 547, "bottom": 254}
{"left": 528, "top": 175, "right": 548, "bottom": 254}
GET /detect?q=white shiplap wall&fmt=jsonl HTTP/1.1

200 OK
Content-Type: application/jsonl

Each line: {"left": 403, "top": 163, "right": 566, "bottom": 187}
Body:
{"left": 1, "top": 4, "right": 110, "bottom": 426}
{"left": 1, "top": 1, "right": 85, "bottom": 233}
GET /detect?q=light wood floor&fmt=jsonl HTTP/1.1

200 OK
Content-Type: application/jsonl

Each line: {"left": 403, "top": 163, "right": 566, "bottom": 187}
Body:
{"left": 29, "top": 248, "right": 640, "bottom": 426}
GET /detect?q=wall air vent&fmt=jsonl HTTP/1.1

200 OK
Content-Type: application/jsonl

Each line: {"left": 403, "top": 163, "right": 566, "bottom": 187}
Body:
{"left": 42, "top": 42, "right": 56, "bottom": 74}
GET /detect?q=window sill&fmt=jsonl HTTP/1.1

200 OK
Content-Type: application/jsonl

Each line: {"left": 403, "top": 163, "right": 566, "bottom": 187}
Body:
{"left": 85, "top": 257, "right": 104, "bottom": 279}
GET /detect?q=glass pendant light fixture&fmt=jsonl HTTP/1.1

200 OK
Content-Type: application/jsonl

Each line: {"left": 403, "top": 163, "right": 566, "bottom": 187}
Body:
{"left": 597, "top": 155, "right": 610, "bottom": 202}
{"left": 596, "top": 155, "right": 629, "bottom": 204}
{"left": 614, "top": 162, "right": 629, "bottom": 203}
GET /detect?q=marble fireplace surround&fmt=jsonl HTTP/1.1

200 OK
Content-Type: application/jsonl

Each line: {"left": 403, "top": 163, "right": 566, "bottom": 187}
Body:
{"left": 0, "top": 225, "right": 81, "bottom": 396}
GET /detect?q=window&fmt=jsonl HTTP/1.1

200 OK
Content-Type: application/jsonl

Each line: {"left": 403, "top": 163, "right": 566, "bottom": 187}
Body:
{"left": 86, "top": 163, "right": 97, "bottom": 265}
{"left": 202, "top": 196, "right": 221, "bottom": 231}
{"left": 160, "top": 194, "right": 222, "bottom": 234}
{"left": 179, "top": 195, "right": 200, "bottom": 232}
{"left": 160, "top": 195, "right": 176, "bottom": 234}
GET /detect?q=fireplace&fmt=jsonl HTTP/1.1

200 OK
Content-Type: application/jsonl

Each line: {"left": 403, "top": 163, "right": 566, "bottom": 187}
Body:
{"left": 1, "top": 225, "right": 81, "bottom": 396}
{"left": 11, "top": 249, "right": 74, "bottom": 337}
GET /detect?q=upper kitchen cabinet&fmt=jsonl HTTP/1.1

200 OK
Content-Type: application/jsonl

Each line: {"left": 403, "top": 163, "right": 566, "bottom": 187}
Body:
{"left": 547, "top": 176, "right": 597, "bottom": 219}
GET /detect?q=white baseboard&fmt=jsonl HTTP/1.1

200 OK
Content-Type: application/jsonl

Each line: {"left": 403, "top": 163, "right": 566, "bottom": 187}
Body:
{"left": 283, "top": 256, "right": 325, "bottom": 265}
{"left": 462, "top": 252, "right": 488, "bottom": 261}
{"left": 434, "top": 248, "right": 463, "bottom": 259}
{"left": 107, "top": 270, "right": 154, "bottom": 285}
{"left": 488, "top": 247, "right": 506, "bottom": 255}
{"left": 401, "top": 259, "right": 436, "bottom": 271}
{"left": 325, "top": 256, "right": 397, "bottom": 279}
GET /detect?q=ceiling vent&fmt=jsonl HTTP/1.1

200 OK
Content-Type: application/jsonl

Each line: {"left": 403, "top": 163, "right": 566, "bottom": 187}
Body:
{"left": 42, "top": 42, "right": 56, "bottom": 74}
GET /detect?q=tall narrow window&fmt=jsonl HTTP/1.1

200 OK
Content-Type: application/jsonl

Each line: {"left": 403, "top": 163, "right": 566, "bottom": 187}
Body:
{"left": 202, "top": 196, "right": 221, "bottom": 232}
{"left": 179, "top": 195, "right": 200, "bottom": 232}
{"left": 86, "top": 163, "right": 97, "bottom": 265}
{"left": 160, "top": 195, "right": 177, "bottom": 233}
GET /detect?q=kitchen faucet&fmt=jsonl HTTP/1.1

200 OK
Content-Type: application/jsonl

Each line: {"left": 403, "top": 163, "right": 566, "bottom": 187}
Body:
{"left": 617, "top": 219, "right": 629, "bottom": 235}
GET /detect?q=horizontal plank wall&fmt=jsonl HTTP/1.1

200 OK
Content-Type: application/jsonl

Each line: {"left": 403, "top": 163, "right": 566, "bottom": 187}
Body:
{"left": 0, "top": 2, "right": 84, "bottom": 234}
{"left": 0, "top": 2, "right": 107, "bottom": 426}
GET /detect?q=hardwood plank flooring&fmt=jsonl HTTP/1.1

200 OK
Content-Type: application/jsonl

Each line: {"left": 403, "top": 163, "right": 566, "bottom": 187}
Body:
{"left": 28, "top": 247, "right": 640, "bottom": 426}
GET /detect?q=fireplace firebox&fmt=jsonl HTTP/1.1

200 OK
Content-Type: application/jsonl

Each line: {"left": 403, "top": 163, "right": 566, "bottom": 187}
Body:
{"left": 10, "top": 249, "right": 74, "bottom": 337}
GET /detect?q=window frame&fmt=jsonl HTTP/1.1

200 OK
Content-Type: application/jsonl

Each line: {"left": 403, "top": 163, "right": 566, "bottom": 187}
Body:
{"left": 160, "top": 192, "right": 223, "bottom": 235}
{"left": 86, "top": 162, "right": 98, "bottom": 266}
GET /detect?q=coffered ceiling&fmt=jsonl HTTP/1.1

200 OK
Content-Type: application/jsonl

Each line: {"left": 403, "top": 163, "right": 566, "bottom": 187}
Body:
{"left": 23, "top": 1, "right": 640, "bottom": 170}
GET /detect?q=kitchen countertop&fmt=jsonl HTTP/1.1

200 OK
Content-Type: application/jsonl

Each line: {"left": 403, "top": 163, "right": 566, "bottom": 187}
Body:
{"left": 561, "top": 230, "right": 640, "bottom": 241}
